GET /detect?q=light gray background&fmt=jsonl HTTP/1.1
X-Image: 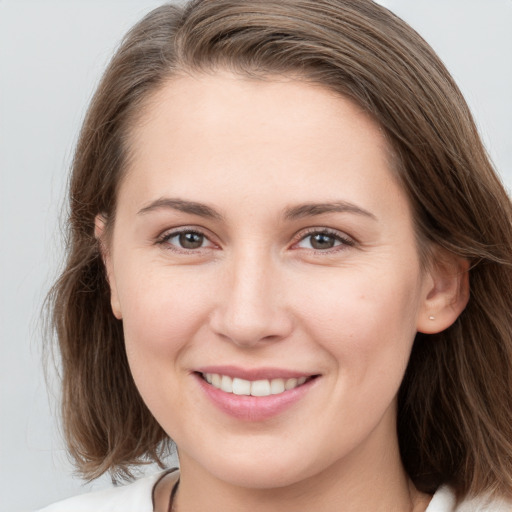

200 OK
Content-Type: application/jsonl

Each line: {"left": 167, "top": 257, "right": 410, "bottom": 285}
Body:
{"left": 1, "top": 1, "right": 511, "bottom": 510}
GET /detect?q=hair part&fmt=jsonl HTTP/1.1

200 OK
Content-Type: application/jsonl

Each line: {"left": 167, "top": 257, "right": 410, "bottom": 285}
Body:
{"left": 47, "top": 0, "right": 512, "bottom": 498}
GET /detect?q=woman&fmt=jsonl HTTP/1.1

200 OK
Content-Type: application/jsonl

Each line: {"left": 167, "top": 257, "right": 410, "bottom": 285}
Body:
{"left": 40, "top": 0, "right": 512, "bottom": 511}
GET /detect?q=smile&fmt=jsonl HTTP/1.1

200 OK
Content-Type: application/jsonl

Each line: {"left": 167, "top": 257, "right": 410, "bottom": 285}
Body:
{"left": 202, "top": 373, "right": 310, "bottom": 397}
{"left": 195, "top": 369, "right": 320, "bottom": 420}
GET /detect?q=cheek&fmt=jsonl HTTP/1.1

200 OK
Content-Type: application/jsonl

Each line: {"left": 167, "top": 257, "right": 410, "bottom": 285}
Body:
{"left": 117, "top": 269, "right": 216, "bottom": 428}
{"left": 296, "top": 267, "right": 422, "bottom": 379}
{"left": 117, "top": 265, "right": 213, "bottom": 375}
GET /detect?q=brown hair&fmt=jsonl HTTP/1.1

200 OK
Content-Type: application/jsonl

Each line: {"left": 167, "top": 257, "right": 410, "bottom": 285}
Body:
{"left": 47, "top": 0, "right": 512, "bottom": 498}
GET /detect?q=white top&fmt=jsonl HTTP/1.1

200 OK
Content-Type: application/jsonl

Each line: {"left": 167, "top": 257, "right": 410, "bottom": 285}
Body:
{"left": 37, "top": 471, "right": 166, "bottom": 512}
{"left": 37, "top": 472, "right": 512, "bottom": 512}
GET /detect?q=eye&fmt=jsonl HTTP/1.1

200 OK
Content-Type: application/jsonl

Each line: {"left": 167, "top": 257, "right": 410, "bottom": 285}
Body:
{"left": 295, "top": 229, "right": 354, "bottom": 251}
{"left": 158, "top": 229, "right": 215, "bottom": 251}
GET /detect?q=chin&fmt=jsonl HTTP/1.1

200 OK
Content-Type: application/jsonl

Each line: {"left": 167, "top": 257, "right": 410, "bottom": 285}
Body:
{"left": 217, "top": 465, "right": 306, "bottom": 490}
{"left": 196, "top": 448, "right": 322, "bottom": 490}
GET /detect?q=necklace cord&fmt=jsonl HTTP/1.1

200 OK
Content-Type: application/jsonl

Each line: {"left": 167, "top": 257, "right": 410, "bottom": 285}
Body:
{"left": 167, "top": 477, "right": 180, "bottom": 512}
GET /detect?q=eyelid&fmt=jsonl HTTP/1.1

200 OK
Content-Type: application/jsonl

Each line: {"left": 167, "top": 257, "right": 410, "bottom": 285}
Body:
{"left": 154, "top": 225, "right": 355, "bottom": 253}
{"left": 156, "top": 226, "right": 219, "bottom": 252}
{"left": 290, "top": 227, "right": 356, "bottom": 251}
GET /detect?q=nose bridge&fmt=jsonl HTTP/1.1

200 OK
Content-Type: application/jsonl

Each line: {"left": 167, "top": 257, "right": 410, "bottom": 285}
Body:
{"left": 210, "top": 244, "right": 292, "bottom": 346}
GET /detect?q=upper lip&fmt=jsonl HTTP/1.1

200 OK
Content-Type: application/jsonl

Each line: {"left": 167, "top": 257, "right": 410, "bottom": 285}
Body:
{"left": 195, "top": 365, "right": 318, "bottom": 381}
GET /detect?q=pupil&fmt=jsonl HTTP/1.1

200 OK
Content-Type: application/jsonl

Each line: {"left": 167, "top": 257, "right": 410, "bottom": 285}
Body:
{"left": 311, "top": 233, "right": 334, "bottom": 249}
{"left": 179, "top": 232, "right": 203, "bottom": 249}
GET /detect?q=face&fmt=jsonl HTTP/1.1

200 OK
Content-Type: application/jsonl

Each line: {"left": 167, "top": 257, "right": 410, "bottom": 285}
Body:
{"left": 101, "top": 72, "right": 444, "bottom": 490}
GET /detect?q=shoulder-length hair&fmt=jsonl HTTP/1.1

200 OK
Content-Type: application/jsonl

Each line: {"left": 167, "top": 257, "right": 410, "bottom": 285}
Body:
{"left": 47, "top": 0, "right": 512, "bottom": 498}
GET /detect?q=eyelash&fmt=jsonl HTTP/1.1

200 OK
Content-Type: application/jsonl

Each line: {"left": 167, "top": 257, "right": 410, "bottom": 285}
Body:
{"left": 291, "top": 228, "right": 355, "bottom": 253}
{"left": 156, "top": 227, "right": 216, "bottom": 253}
{"left": 156, "top": 227, "right": 355, "bottom": 254}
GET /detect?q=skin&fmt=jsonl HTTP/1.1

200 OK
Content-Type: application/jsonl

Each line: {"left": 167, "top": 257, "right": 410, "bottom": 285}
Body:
{"left": 97, "top": 71, "right": 468, "bottom": 512}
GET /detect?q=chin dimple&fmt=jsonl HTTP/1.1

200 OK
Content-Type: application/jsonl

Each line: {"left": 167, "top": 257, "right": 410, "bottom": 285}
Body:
{"left": 202, "top": 373, "right": 309, "bottom": 397}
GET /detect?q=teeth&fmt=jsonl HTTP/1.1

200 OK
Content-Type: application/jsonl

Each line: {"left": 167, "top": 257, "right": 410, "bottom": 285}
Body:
{"left": 232, "top": 378, "right": 251, "bottom": 395}
{"left": 270, "top": 378, "right": 285, "bottom": 395}
{"left": 251, "top": 379, "right": 271, "bottom": 397}
{"left": 203, "top": 373, "right": 309, "bottom": 396}
{"left": 220, "top": 375, "right": 233, "bottom": 393}
{"left": 285, "top": 378, "right": 297, "bottom": 390}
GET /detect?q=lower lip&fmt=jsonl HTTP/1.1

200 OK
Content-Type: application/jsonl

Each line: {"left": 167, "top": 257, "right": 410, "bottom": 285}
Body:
{"left": 195, "top": 374, "right": 318, "bottom": 421}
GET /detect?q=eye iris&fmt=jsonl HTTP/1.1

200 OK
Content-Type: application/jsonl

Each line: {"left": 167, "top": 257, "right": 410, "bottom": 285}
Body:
{"left": 179, "top": 232, "right": 204, "bottom": 249}
{"left": 310, "top": 233, "right": 335, "bottom": 249}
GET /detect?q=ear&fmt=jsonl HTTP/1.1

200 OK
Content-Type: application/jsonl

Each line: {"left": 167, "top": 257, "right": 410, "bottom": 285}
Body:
{"left": 416, "top": 250, "right": 469, "bottom": 334}
{"left": 94, "top": 214, "right": 122, "bottom": 319}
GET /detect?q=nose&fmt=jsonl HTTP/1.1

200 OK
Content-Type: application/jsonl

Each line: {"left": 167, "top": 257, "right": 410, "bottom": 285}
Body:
{"left": 209, "top": 249, "right": 294, "bottom": 348}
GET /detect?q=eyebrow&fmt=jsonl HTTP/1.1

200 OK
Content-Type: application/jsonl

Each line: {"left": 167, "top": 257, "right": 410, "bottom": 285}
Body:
{"left": 137, "top": 198, "right": 223, "bottom": 220}
{"left": 284, "top": 202, "right": 376, "bottom": 221}
{"left": 137, "top": 197, "right": 376, "bottom": 222}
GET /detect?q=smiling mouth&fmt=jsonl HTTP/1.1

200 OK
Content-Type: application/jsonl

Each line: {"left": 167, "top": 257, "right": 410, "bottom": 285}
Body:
{"left": 198, "top": 372, "right": 318, "bottom": 397}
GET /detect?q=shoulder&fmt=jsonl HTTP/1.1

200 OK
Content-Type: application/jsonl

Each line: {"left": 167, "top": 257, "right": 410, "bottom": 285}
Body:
{"left": 36, "top": 470, "right": 176, "bottom": 512}
{"left": 427, "top": 486, "right": 512, "bottom": 512}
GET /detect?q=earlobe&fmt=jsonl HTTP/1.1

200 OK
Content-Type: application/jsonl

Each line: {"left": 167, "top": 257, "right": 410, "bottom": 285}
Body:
{"left": 94, "top": 214, "right": 123, "bottom": 320}
{"left": 417, "top": 252, "right": 469, "bottom": 334}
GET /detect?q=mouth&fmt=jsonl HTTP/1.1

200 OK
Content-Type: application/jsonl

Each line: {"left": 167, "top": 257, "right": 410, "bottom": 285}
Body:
{"left": 194, "top": 368, "right": 320, "bottom": 421}
{"left": 197, "top": 372, "right": 318, "bottom": 397}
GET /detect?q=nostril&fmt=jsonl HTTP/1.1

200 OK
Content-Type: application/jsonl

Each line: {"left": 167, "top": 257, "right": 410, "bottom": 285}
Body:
{"left": 209, "top": 307, "right": 295, "bottom": 348}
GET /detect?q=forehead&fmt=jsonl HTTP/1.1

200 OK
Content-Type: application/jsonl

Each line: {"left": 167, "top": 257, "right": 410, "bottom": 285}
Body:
{"left": 127, "top": 70, "right": 392, "bottom": 157}
{"left": 120, "top": 71, "right": 405, "bottom": 217}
